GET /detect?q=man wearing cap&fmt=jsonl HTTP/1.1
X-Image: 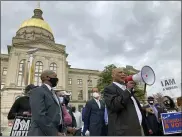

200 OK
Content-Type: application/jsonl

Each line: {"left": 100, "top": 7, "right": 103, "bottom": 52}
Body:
{"left": 7, "top": 84, "right": 38, "bottom": 120}
{"left": 83, "top": 88, "right": 106, "bottom": 136}
{"left": 104, "top": 68, "right": 150, "bottom": 136}
{"left": 28, "top": 70, "right": 65, "bottom": 136}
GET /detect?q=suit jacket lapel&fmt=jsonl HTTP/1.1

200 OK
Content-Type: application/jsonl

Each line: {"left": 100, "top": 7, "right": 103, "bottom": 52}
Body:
{"left": 41, "top": 85, "right": 59, "bottom": 106}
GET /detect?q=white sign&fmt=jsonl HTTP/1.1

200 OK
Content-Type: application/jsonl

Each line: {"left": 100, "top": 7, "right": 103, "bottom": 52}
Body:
{"left": 161, "top": 78, "right": 178, "bottom": 91}
{"left": 10, "top": 116, "right": 31, "bottom": 136}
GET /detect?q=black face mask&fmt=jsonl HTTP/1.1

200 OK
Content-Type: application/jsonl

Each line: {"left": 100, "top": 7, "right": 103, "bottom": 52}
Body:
{"left": 49, "top": 77, "right": 59, "bottom": 87}
{"left": 164, "top": 100, "right": 171, "bottom": 108}
{"left": 64, "top": 96, "right": 70, "bottom": 105}
{"left": 148, "top": 100, "right": 154, "bottom": 105}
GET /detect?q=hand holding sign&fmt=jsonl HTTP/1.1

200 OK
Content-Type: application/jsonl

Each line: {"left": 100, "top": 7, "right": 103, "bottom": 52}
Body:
{"left": 161, "top": 112, "right": 182, "bottom": 135}
{"left": 23, "top": 112, "right": 31, "bottom": 116}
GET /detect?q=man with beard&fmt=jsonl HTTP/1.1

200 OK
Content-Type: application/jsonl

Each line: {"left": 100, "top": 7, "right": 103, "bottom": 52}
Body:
{"left": 7, "top": 84, "right": 38, "bottom": 120}
{"left": 83, "top": 88, "right": 106, "bottom": 136}
{"left": 104, "top": 68, "right": 151, "bottom": 136}
{"left": 28, "top": 70, "right": 65, "bottom": 136}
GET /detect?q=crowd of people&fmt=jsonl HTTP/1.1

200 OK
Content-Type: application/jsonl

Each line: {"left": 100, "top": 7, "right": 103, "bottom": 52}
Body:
{"left": 6, "top": 69, "right": 182, "bottom": 136}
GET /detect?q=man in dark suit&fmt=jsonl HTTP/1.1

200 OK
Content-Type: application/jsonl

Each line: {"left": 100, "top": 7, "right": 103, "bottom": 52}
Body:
{"left": 28, "top": 70, "right": 65, "bottom": 136}
{"left": 83, "top": 88, "right": 106, "bottom": 136}
{"left": 104, "top": 68, "right": 151, "bottom": 136}
{"left": 143, "top": 96, "right": 161, "bottom": 135}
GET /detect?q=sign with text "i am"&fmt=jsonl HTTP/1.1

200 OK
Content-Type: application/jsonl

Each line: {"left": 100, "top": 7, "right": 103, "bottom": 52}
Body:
{"left": 160, "top": 78, "right": 178, "bottom": 91}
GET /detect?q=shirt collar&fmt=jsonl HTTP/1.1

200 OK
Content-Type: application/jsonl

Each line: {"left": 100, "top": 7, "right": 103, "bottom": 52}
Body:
{"left": 44, "top": 83, "right": 52, "bottom": 91}
{"left": 94, "top": 98, "right": 99, "bottom": 102}
{"left": 113, "top": 82, "right": 126, "bottom": 90}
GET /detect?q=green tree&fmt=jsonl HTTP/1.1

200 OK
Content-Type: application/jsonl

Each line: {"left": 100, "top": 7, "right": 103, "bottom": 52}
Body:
{"left": 97, "top": 64, "right": 146, "bottom": 102}
{"left": 97, "top": 64, "right": 117, "bottom": 91}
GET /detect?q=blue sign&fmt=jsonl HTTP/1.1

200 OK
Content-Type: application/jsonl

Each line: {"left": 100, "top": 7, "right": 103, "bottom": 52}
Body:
{"left": 161, "top": 112, "right": 182, "bottom": 135}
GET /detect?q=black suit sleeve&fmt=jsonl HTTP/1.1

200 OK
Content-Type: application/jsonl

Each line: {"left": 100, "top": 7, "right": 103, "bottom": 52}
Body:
{"left": 104, "top": 86, "right": 131, "bottom": 112}
{"left": 83, "top": 101, "right": 92, "bottom": 130}
{"left": 30, "top": 88, "right": 57, "bottom": 136}
{"left": 7, "top": 98, "right": 21, "bottom": 120}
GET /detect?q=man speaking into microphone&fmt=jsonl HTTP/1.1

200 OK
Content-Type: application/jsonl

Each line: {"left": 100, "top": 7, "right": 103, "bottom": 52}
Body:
{"left": 103, "top": 68, "right": 151, "bottom": 136}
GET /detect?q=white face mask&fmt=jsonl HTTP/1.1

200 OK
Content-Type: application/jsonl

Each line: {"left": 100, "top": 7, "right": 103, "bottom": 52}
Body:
{"left": 93, "top": 92, "right": 100, "bottom": 98}
{"left": 149, "top": 101, "right": 154, "bottom": 104}
{"left": 59, "top": 97, "right": 64, "bottom": 103}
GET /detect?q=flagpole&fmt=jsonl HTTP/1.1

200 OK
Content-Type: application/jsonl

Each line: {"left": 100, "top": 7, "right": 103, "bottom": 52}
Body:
{"left": 26, "top": 48, "right": 39, "bottom": 85}
{"left": 28, "top": 54, "right": 33, "bottom": 84}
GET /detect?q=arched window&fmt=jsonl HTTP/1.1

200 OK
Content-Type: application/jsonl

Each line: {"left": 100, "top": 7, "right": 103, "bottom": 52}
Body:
{"left": 50, "top": 63, "right": 57, "bottom": 72}
{"left": 34, "top": 61, "right": 43, "bottom": 86}
{"left": 17, "top": 59, "right": 26, "bottom": 86}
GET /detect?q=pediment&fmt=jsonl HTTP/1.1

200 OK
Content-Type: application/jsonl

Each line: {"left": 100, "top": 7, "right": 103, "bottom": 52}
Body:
{"left": 12, "top": 38, "right": 65, "bottom": 54}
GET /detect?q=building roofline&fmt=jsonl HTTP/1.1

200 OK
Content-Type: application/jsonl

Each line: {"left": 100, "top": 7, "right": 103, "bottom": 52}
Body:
{"left": 69, "top": 67, "right": 100, "bottom": 72}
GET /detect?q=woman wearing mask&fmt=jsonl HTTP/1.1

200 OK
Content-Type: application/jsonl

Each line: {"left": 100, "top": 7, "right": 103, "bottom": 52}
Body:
{"left": 162, "top": 96, "right": 181, "bottom": 136}
{"left": 56, "top": 90, "right": 79, "bottom": 136}
{"left": 162, "top": 96, "right": 178, "bottom": 113}
{"left": 7, "top": 84, "right": 38, "bottom": 120}
{"left": 56, "top": 91, "right": 72, "bottom": 126}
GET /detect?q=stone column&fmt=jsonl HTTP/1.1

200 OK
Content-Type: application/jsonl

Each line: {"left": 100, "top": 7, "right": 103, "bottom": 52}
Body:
{"left": 6, "top": 52, "right": 19, "bottom": 86}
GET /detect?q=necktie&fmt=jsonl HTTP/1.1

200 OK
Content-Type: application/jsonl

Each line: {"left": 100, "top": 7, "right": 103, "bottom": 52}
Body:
{"left": 51, "top": 89, "right": 63, "bottom": 125}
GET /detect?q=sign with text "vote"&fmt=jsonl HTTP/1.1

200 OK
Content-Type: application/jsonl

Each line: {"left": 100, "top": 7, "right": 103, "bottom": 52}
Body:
{"left": 10, "top": 116, "right": 31, "bottom": 136}
{"left": 161, "top": 112, "right": 182, "bottom": 135}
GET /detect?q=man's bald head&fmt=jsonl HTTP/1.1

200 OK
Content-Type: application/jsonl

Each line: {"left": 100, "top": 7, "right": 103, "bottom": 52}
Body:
{"left": 112, "top": 67, "right": 126, "bottom": 83}
{"left": 92, "top": 87, "right": 99, "bottom": 92}
{"left": 112, "top": 68, "right": 125, "bottom": 75}
{"left": 41, "top": 70, "right": 57, "bottom": 82}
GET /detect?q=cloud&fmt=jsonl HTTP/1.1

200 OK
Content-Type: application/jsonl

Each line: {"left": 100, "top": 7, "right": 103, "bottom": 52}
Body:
{"left": 1, "top": 1, "right": 181, "bottom": 97}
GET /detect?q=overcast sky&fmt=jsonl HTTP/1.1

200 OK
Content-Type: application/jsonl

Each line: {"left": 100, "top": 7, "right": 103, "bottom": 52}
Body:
{"left": 1, "top": 1, "right": 181, "bottom": 97}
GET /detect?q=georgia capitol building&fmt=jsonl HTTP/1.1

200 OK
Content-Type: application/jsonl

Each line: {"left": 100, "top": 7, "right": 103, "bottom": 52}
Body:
{"left": 0, "top": 5, "right": 142, "bottom": 127}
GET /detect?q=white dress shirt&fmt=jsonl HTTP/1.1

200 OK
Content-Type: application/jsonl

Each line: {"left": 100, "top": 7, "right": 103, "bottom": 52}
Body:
{"left": 73, "top": 111, "right": 82, "bottom": 128}
{"left": 113, "top": 82, "right": 143, "bottom": 125}
{"left": 44, "top": 83, "right": 63, "bottom": 125}
{"left": 94, "top": 98, "right": 101, "bottom": 109}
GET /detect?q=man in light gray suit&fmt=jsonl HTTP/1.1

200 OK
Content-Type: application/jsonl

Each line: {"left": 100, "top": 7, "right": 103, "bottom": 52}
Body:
{"left": 28, "top": 70, "right": 65, "bottom": 136}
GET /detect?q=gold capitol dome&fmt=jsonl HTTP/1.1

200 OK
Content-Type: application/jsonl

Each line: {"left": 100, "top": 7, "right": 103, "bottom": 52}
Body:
{"left": 18, "top": 1, "right": 53, "bottom": 34}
